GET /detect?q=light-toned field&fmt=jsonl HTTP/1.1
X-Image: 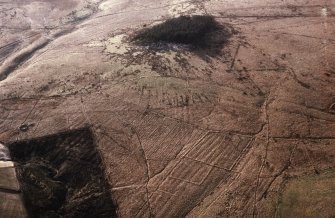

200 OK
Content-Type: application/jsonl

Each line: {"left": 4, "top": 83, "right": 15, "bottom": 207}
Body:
{"left": 277, "top": 169, "right": 335, "bottom": 218}
{"left": 0, "top": 0, "right": 334, "bottom": 217}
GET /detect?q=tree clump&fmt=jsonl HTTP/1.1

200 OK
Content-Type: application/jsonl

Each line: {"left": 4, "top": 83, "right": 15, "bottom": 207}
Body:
{"left": 133, "top": 15, "right": 232, "bottom": 54}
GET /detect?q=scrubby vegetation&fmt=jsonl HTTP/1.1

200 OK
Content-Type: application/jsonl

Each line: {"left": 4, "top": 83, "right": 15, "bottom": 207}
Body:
{"left": 133, "top": 15, "right": 232, "bottom": 54}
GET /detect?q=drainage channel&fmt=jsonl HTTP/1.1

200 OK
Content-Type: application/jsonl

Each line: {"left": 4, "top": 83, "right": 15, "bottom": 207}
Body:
{"left": 1, "top": 128, "right": 117, "bottom": 218}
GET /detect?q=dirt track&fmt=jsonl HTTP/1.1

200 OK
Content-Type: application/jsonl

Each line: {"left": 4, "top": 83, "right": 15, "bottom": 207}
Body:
{"left": 0, "top": 0, "right": 335, "bottom": 217}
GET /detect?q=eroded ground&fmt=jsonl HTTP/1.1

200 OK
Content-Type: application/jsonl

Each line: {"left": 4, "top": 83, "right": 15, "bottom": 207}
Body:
{"left": 0, "top": 0, "right": 334, "bottom": 217}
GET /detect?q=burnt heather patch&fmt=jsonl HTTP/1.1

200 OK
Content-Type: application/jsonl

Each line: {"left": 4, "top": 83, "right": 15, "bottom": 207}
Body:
{"left": 8, "top": 128, "right": 117, "bottom": 218}
{"left": 132, "top": 15, "right": 232, "bottom": 55}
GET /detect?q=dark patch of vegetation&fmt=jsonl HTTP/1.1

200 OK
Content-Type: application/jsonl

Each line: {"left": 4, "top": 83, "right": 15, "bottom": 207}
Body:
{"left": 132, "top": 15, "right": 232, "bottom": 56}
{"left": 9, "top": 128, "right": 117, "bottom": 218}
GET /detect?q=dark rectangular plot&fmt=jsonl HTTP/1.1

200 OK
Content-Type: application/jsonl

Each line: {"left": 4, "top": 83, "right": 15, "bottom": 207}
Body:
{"left": 8, "top": 128, "right": 117, "bottom": 218}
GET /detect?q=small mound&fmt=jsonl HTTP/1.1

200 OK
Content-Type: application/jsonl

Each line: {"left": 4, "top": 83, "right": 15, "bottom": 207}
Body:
{"left": 132, "top": 15, "right": 232, "bottom": 54}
